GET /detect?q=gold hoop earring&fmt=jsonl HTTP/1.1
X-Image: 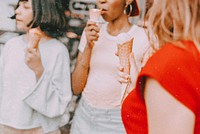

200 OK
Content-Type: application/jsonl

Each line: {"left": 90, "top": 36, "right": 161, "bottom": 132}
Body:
{"left": 124, "top": 3, "right": 133, "bottom": 16}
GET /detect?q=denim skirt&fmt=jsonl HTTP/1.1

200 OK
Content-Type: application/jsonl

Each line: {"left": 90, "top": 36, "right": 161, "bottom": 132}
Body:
{"left": 70, "top": 97, "right": 126, "bottom": 134}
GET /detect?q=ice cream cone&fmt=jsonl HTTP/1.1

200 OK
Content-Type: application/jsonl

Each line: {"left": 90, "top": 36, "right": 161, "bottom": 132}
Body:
{"left": 117, "top": 38, "right": 133, "bottom": 103}
{"left": 28, "top": 28, "right": 42, "bottom": 48}
{"left": 89, "top": 9, "right": 101, "bottom": 23}
{"left": 117, "top": 38, "right": 133, "bottom": 74}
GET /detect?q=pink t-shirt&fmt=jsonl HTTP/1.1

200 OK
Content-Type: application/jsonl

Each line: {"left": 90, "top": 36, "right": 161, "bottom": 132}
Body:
{"left": 79, "top": 23, "right": 151, "bottom": 109}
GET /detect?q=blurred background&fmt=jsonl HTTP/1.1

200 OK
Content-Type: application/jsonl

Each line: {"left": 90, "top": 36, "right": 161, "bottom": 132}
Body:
{"left": 0, "top": 0, "right": 150, "bottom": 133}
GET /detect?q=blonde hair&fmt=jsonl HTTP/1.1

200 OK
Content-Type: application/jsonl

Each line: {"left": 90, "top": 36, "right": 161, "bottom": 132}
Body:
{"left": 146, "top": 0, "right": 200, "bottom": 50}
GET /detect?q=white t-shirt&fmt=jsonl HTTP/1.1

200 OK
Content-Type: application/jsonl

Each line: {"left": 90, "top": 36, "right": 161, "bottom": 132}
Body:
{"left": 0, "top": 35, "right": 72, "bottom": 133}
{"left": 79, "top": 23, "right": 151, "bottom": 109}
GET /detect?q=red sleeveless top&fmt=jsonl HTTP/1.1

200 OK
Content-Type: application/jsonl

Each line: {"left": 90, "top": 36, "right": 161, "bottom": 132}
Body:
{"left": 121, "top": 41, "right": 200, "bottom": 134}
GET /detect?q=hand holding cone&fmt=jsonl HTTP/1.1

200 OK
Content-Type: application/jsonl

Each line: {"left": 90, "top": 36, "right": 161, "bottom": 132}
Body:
{"left": 117, "top": 38, "right": 134, "bottom": 103}
{"left": 28, "top": 28, "right": 42, "bottom": 48}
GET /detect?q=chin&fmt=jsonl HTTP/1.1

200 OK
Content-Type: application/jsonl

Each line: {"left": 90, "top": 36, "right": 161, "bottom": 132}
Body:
{"left": 102, "top": 17, "right": 111, "bottom": 22}
{"left": 16, "top": 21, "right": 29, "bottom": 31}
{"left": 16, "top": 25, "right": 29, "bottom": 32}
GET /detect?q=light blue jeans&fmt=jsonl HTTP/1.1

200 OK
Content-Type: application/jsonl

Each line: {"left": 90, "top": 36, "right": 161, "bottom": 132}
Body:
{"left": 70, "top": 97, "right": 126, "bottom": 134}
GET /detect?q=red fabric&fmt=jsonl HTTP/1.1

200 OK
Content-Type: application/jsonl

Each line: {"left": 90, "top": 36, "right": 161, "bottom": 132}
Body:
{"left": 121, "top": 41, "right": 200, "bottom": 134}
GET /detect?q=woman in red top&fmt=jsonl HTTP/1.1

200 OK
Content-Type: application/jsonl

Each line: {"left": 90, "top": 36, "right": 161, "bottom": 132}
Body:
{"left": 119, "top": 0, "right": 200, "bottom": 133}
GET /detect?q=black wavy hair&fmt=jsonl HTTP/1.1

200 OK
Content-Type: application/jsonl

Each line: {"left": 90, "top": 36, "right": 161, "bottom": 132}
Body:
{"left": 12, "top": 0, "right": 68, "bottom": 38}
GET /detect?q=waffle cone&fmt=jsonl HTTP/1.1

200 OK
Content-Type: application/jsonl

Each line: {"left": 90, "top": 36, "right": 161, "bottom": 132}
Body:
{"left": 117, "top": 38, "right": 133, "bottom": 74}
{"left": 28, "top": 28, "right": 42, "bottom": 48}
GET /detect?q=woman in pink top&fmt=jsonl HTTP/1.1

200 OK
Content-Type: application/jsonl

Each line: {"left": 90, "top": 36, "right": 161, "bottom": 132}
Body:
{"left": 70, "top": 0, "right": 152, "bottom": 133}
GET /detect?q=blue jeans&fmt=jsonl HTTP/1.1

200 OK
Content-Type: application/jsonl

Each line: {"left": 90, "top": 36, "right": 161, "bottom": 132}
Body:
{"left": 70, "top": 97, "right": 126, "bottom": 134}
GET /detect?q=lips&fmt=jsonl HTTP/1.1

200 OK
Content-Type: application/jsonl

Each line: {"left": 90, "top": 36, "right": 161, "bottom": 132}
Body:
{"left": 100, "top": 8, "right": 108, "bottom": 14}
{"left": 16, "top": 20, "right": 21, "bottom": 22}
{"left": 16, "top": 17, "right": 22, "bottom": 22}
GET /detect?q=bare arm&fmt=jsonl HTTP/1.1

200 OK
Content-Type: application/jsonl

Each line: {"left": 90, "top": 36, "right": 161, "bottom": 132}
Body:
{"left": 144, "top": 78, "right": 195, "bottom": 134}
{"left": 72, "top": 21, "right": 99, "bottom": 95}
{"left": 71, "top": 44, "right": 93, "bottom": 95}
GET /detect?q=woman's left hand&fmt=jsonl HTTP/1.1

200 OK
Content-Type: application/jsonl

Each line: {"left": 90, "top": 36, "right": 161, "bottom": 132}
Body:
{"left": 24, "top": 47, "right": 44, "bottom": 80}
{"left": 116, "top": 53, "right": 139, "bottom": 89}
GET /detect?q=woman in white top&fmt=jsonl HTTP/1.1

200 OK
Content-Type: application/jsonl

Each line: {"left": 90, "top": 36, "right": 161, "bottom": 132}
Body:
{"left": 0, "top": 0, "right": 72, "bottom": 133}
{"left": 70, "top": 0, "right": 151, "bottom": 133}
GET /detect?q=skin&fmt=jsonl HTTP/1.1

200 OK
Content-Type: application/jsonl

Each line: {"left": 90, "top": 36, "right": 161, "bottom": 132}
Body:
{"left": 15, "top": 0, "right": 45, "bottom": 80}
{"left": 144, "top": 78, "right": 195, "bottom": 134}
{"left": 72, "top": 0, "right": 134, "bottom": 95}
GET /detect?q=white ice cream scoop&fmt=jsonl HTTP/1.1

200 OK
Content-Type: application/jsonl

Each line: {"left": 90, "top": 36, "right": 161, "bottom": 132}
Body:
{"left": 89, "top": 9, "right": 101, "bottom": 23}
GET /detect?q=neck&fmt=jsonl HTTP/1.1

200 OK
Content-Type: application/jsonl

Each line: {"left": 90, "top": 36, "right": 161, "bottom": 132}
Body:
{"left": 24, "top": 32, "right": 52, "bottom": 44}
{"left": 107, "top": 15, "right": 132, "bottom": 36}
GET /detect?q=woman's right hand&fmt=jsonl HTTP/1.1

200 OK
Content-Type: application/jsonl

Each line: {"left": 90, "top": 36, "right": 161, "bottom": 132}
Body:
{"left": 85, "top": 21, "right": 100, "bottom": 48}
{"left": 24, "top": 47, "right": 44, "bottom": 80}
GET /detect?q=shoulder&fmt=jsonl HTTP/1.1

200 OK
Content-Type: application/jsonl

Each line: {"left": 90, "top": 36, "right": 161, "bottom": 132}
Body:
{"left": 41, "top": 39, "right": 70, "bottom": 61}
{"left": 147, "top": 41, "right": 198, "bottom": 69}
{"left": 5, "top": 35, "right": 22, "bottom": 46}
{"left": 3, "top": 35, "right": 23, "bottom": 52}
{"left": 138, "top": 41, "right": 200, "bottom": 113}
{"left": 45, "top": 39, "right": 69, "bottom": 54}
{"left": 130, "top": 25, "right": 147, "bottom": 37}
{"left": 142, "top": 42, "right": 197, "bottom": 75}
{"left": 129, "top": 25, "right": 148, "bottom": 42}
{"left": 139, "top": 41, "right": 200, "bottom": 94}
{"left": 130, "top": 25, "right": 150, "bottom": 51}
{"left": 43, "top": 40, "right": 70, "bottom": 67}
